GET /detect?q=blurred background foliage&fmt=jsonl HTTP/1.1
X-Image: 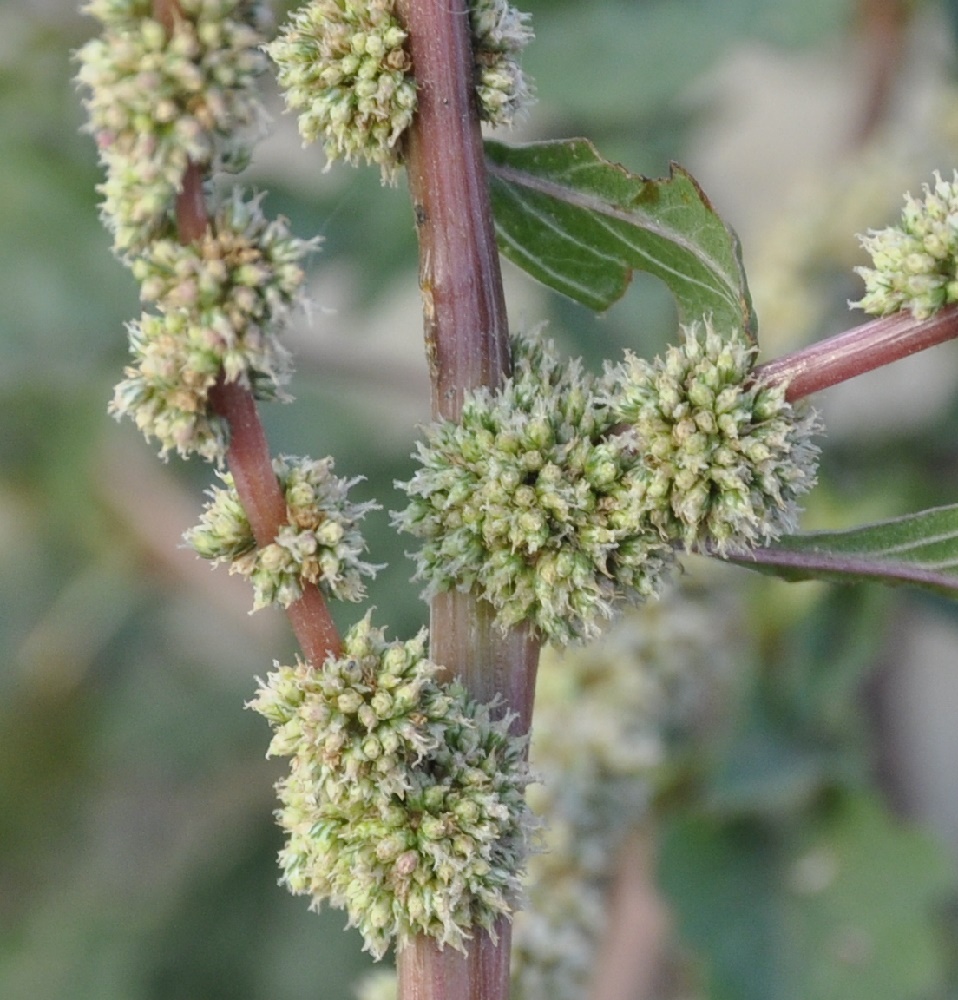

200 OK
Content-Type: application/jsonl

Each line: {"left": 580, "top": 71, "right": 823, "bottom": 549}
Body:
{"left": 4, "top": 0, "right": 958, "bottom": 997}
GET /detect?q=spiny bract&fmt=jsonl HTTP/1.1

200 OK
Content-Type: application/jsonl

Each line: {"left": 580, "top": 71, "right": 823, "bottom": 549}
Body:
{"left": 248, "top": 614, "right": 531, "bottom": 958}
{"left": 394, "top": 334, "right": 674, "bottom": 646}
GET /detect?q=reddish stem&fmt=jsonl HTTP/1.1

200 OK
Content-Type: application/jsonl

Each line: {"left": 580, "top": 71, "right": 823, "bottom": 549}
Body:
{"left": 756, "top": 303, "right": 958, "bottom": 401}
{"left": 397, "top": 0, "right": 511, "bottom": 419}
{"left": 155, "top": 1, "right": 342, "bottom": 666}
{"left": 394, "top": 1, "right": 540, "bottom": 998}
{"left": 208, "top": 380, "right": 342, "bottom": 663}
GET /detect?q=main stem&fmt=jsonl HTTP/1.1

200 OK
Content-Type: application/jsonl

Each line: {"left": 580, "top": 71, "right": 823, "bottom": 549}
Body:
{"left": 395, "top": 1, "right": 539, "bottom": 997}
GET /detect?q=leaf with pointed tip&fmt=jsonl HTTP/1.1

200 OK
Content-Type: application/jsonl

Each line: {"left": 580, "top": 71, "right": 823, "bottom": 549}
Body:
{"left": 726, "top": 504, "right": 958, "bottom": 597}
{"left": 485, "top": 138, "right": 755, "bottom": 335}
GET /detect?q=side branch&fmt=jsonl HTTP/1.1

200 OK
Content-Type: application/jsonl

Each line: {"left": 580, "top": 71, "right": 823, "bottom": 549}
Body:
{"left": 757, "top": 304, "right": 958, "bottom": 401}
{"left": 165, "top": 76, "right": 342, "bottom": 666}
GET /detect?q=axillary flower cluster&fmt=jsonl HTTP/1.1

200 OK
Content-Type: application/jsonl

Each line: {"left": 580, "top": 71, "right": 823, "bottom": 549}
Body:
{"left": 395, "top": 326, "right": 820, "bottom": 645}
{"left": 854, "top": 170, "right": 958, "bottom": 319}
{"left": 186, "top": 455, "right": 380, "bottom": 608}
{"left": 76, "top": 0, "right": 315, "bottom": 462}
{"left": 268, "top": 0, "right": 533, "bottom": 180}
{"left": 249, "top": 615, "right": 531, "bottom": 958}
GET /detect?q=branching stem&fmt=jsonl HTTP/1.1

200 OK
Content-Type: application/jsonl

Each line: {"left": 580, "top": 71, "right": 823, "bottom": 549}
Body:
{"left": 155, "top": 2, "right": 342, "bottom": 665}
{"left": 757, "top": 303, "right": 958, "bottom": 401}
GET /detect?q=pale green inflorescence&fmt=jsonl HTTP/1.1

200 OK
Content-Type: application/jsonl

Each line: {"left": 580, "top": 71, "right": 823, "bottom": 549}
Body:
{"left": 854, "top": 170, "right": 958, "bottom": 320}
{"left": 76, "top": 0, "right": 271, "bottom": 254}
{"left": 110, "top": 193, "right": 315, "bottom": 461}
{"left": 267, "top": 0, "right": 417, "bottom": 180}
{"left": 470, "top": 0, "right": 534, "bottom": 128}
{"left": 394, "top": 334, "right": 675, "bottom": 647}
{"left": 268, "top": 0, "right": 534, "bottom": 181}
{"left": 608, "top": 319, "right": 821, "bottom": 556}
{"left": 249, "top": 614, "right": 532, "bottom": 959}
{"left": 186, "top": 454, "right": 380, "bottom": 609}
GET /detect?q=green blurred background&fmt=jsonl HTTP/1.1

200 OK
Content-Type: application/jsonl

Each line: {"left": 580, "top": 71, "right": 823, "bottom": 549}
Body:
{"left": 4, "top": 0, "right": 958, "bottom": 997}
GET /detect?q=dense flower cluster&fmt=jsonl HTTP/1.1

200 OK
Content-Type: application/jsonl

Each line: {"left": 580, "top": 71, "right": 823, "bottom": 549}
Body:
{"left": 470, "top": 0, "right": 534, "bottom": 127}
{"left": 394, "top": 335, "right": 674, "bottom": 646}
{"left": 268, "top": 0, "right": 534, "bottom": 180}
{"left": 353, "top": 582, "right": 738, "bottom": 1000}
{"left": 249, "top": 615, "right": 531, "bottom": 958}
{"left": 76, "top": 0, "right": 270, "bottom": 253}
{"left": 267, "top": 0, "right": 417, "bottom": 180}
{"left": 609, "top": 320, "right": 821, "bottom": 555}
{"left": 853, "top": 170, "right": 958, "bottom": 319}
{"left": 111, "top": 194, "right": 314, "bottom": 460}
{"left": 185, "top": 455, "right": 379, "bottom": 609}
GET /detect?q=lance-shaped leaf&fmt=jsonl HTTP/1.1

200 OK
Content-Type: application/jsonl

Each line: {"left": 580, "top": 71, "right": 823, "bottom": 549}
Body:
{"left": 485, "top": 138, "right": 755, "bottom": 335}
{"left": 726, "top": 504, "right": 958, "bottom": 597}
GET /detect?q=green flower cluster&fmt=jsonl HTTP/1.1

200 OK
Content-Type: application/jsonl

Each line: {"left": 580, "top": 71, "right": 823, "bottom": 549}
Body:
{"left": 470, "top": 0, "right": 534, "bottom": 128}
{"left": 76, "top": 0, "right": 270, "bottom": 253}
{"left": 609, "top": 320, "right": 820, "bottom": 556}
{"left": 353, "top": 582, "right": 739, "bottom": 1000}
{"left": 394, "top": 335, "right": 674, "bottom": 646}
{"left": 249, "top": 615, "right": 531, "bottom": 958}
{"left": 267, "top": 0, "right": 416, "bottom": 180}
{"left": 854, "top": 170, "right": 958, "bottom": 319}
{"left": 186, "top": 455, "right": 379, "bottom": 609}
{"left": 268, "top": 0, "right": 534, "bottom": 180}
{"left": 111, "top": 194, "right": 314, "bottom": 461}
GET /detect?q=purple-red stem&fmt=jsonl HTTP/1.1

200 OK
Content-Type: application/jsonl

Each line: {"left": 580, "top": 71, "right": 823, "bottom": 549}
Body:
{"left": 757, "top": 303, "right": 958, "bottom": 401}
{"left": 394, "top": 0, "right": 540, "bottom": 997}
{"left": 157, "top": 2, "right": 342, "bottom": 665}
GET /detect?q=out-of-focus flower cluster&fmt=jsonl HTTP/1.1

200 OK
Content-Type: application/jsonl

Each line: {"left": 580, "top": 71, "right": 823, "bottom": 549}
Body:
{"left": 268, "top": 0, "right": 534, "bottom": 181}
{"left": 186, "top": 455, "right": 379, "bottom": 609}
{"left": 608, "top": 320, "right": 821, "bottom": 556}
{"left": 854, "top": 170, "right": 958, "bottom": 320}
{"left": 76, "top": 0, "right": 270, "bottom": 253}
{"left": 511, "top": 581, "right": 737, "bottom": 1000}
{"left": 112, "top": 194, "right": 314, "bottom": 461}
{"left": 249, "top": 614, "right": 531, "bottom": 958}
{"left": 394, "top": 335, "right": 674, "bottom": 646}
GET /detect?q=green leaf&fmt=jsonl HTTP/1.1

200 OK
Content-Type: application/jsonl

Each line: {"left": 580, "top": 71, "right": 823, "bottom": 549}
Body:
{"left": 485, "top": 138, "right": 755, "bottom": 334}
{"left": 660, "top": 793, "right": 953, "bottom": 1000}
{"left": 727, "top": 504, "right": 958, "bottom": 597}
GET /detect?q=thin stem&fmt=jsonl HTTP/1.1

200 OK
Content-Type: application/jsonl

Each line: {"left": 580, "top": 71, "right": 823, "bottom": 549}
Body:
{"left": 756, "top": 303, "right": 958, "bottom": 401}
{"left": 154, "top": 2, "right": 342, "bottom": 666}
{"left": 394, "top": 0, "right": 539, "bottom": 997}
